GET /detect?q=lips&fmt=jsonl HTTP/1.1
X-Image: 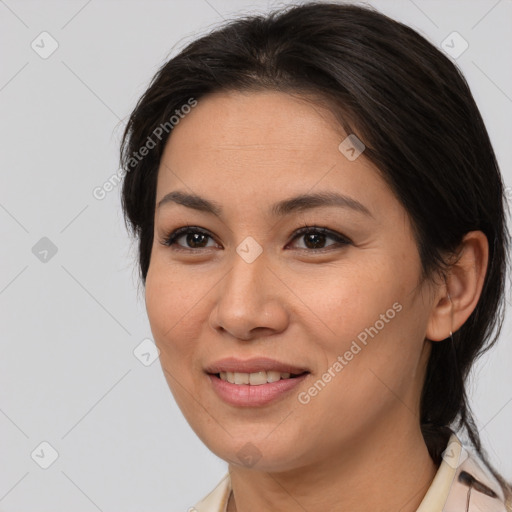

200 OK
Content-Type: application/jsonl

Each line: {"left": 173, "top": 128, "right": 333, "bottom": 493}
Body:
{"left": 207, "top": 370, "right": 310, "bottom": 406}
{"left": 205, "top": 358, "right": 310, "bottom": 405}
{"left": 204, "top": 357, "right": 309, "bottom": 376}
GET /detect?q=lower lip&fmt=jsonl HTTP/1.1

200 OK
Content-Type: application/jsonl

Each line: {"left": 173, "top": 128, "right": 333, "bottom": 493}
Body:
{"left": 207, "top": 373, "right": 309, "bottom": 407}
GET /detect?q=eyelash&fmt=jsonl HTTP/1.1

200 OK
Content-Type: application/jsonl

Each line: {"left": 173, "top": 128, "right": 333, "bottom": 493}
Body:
{"left": 159, "top": 224, "right": 352, "bottom": 253}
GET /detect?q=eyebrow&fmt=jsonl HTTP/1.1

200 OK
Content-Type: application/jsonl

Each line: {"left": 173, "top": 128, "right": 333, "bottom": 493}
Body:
{"left": 156, "top": 190, "right": 373, "bottom": 218}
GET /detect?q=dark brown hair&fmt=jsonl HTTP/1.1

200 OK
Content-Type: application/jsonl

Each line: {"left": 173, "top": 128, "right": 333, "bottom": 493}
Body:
{"left": 119, "top": 0, "right": 511, "bottom": 499}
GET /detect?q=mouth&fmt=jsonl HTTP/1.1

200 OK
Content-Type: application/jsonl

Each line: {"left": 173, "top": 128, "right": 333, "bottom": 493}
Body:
{"left": 211, "top": 370, "right": 309, "bottom": 385}
{"left": 204, "top": 357, "right": 309, "bottom": 375}
{"left": 204, "top": 357, "right": 310, "bottom": 406}
{"left": 204, "top": 357, "right": 311, "bottom": 406}
{"left": 207, "top": 370, "right": 310, "bottom": 407}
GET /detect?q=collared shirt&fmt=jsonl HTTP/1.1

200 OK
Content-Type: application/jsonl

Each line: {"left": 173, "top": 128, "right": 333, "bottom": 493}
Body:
{"left": 190, "top": 433, "right": 510, "bottom": 511}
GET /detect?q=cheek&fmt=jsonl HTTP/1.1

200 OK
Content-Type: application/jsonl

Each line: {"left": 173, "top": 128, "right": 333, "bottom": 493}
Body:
{"left": 145, "top": 263, "right": 208, "bottom": 419}
{"left": 304, "top": 261, "right": 401, "bottom": 345}
{"left": 144, "top": 261, "right": 201, "bottom": 366}
{"left": 303, "top": 258, "right": 424, "bottom": 393}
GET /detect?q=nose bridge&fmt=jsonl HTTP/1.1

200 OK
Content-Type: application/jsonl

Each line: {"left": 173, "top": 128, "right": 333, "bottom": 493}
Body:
{"left": 224, "top": 241, "right": 269, "bottom": 304}
{"left": 211, "top": 241, "right": 288, "bottom": 338}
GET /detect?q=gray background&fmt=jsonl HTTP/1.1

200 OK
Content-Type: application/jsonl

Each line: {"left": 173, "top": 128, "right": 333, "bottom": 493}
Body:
{"left": 0, "top": 0, "right": 511, "bottom": 510}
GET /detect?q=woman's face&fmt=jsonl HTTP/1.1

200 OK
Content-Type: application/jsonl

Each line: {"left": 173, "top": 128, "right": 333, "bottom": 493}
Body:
{"left": 145, "top": 90, "right": 438, "bottom": 471}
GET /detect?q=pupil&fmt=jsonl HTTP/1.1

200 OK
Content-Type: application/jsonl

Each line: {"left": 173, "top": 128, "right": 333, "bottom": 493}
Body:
{"left": 188, "top": 233, "right": 206, "bottom": 248}
{"left": 305, "top": 233, "right": 325, "bottom": 249}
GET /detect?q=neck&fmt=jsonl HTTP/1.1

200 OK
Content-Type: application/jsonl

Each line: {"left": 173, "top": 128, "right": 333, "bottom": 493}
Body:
{"left": 226, "top": 420, "right": 438, "bottom": 512}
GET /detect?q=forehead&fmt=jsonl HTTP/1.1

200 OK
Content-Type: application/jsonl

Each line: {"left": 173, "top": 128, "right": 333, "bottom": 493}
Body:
{"left": 165, "top": 90, "right": 343, "bottom": 168}
{"left": 155, "top": 90, "right": 395, "bottom": 219}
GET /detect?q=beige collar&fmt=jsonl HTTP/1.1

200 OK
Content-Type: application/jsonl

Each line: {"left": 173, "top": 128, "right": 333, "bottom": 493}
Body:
{"left": 191, "top": 433, "right": 508, "bottom": 512}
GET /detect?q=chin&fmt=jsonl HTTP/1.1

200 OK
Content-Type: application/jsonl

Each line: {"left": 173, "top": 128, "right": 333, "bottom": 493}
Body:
{"left": 198, "top": 429, "right": 305, "bottom": 472}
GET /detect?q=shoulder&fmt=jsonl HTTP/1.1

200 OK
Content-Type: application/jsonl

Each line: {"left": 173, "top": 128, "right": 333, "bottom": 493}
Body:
{"left": 442, "top": 434, "right": 511, "bottom": 511}
{"left": 188, "top": 473, "right": 231, "bottom": 512}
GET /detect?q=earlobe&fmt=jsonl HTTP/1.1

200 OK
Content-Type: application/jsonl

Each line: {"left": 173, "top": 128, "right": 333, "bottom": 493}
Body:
{"left": 425, "top": 231, "right": 489, "bottom": 342}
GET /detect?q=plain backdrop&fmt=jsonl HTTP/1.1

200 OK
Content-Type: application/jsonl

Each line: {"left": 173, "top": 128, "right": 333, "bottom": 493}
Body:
{"left": 1, "top": 0, "right": 511, "bottom": 510}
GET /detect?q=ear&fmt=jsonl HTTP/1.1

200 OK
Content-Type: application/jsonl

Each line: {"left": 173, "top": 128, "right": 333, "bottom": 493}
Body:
{"left": 426, "top": 231, "right": 489, "bottom": 342}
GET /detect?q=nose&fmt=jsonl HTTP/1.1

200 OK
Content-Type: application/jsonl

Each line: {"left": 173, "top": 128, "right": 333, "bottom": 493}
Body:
{"left": 209, "top": 249, "right": 289, "bottom": 341}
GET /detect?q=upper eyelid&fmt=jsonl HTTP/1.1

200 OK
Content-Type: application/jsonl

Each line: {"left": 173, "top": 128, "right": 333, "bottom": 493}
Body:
{"left": 162, "top": 225, "right": 351, "bottom": 248}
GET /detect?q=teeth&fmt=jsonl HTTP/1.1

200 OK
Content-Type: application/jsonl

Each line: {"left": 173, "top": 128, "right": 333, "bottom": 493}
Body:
{"left": 266, "top": 371, "right": 282, "bottom": 383}
{"left": 234, "top": 372, "right": 249, "bottom": 384}
{"left": 249, "top": 371, "right": 267, "bottom": 385}
{"left": 218, "top": 370, "right": 296, "bottom": 385}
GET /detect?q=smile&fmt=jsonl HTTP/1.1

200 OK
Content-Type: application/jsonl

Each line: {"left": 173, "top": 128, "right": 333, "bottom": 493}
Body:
{"left": 207, "top": 371, "right": 309, "bottom": 407}
{"left": 217, "top": 370, "right": 304, "bottom": 385}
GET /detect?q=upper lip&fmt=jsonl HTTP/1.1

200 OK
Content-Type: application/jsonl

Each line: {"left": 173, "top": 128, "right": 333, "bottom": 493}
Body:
{"left": 204, "top": 357, "right": 309, "bottom": 375}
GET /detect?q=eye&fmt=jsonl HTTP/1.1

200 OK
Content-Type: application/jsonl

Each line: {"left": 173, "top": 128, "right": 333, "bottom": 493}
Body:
{"left": 288, "top": 225, "right": 352, "bottom": 251}
{"left": 159, "top": 226, "right": 218, "bottom": 251}
{"left": 160, "top": 224, "right": 352, "bottom": 252}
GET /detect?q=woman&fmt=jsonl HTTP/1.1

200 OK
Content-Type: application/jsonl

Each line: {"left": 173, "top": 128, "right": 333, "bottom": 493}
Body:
{"left": 119, "top": 2, "right": 512, "bottom": 511}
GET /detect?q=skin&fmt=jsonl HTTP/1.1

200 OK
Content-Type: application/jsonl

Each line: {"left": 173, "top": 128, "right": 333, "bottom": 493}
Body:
{"left": 144, "top": 90, "right": 488, "bottom": 512}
